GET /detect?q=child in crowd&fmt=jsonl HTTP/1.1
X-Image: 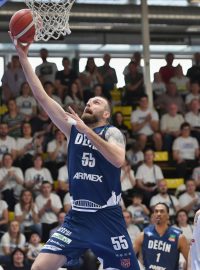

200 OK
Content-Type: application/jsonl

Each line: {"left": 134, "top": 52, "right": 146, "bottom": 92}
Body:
{"left": 27, "top": 232, "right": 43, "bottom": 264}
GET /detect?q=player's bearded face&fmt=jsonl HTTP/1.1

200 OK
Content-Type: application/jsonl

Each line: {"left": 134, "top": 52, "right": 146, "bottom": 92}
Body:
{"left": 81, "top": 108, "right": 102, "bottom": 124}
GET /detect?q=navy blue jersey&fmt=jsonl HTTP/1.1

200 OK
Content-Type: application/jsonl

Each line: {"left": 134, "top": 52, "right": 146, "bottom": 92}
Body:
{"left": 67, "top": 125, "right": 122, "bottom": 212}
{"left": 142, "top": 225, "right": 182, "bottom": 270}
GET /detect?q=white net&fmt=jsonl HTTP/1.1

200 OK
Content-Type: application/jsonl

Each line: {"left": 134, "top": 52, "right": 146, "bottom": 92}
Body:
{"left": 25, "top": 0, "right": 75, "bottom": 41}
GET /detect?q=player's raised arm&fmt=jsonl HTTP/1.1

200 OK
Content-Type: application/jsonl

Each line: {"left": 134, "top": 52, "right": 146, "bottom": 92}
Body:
{"left": 9, "top": 34, "right": 72, "bottom": 138}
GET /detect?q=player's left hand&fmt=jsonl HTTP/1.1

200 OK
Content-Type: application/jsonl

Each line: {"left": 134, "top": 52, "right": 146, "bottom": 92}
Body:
{"left": 8, "top": 31, "right": 31, "bottom": 58}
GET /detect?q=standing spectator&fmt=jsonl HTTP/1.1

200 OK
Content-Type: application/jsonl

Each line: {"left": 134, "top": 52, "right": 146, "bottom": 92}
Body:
{"left": 0, "top": 221, "right": 26, "bottom": 256}
{"left": 0, "top": 196, "right": 9, "bottom": 239}
{"left": 98, "top": 53, "right": 118, "bottom": 99}
{"left": 2, "top": 99, "right": 24, "bottom": 138}
{"left": 16, "top": 82, "right": 37, "bottom": 121}
{"left": 186, "top": 52, "right": 200, "bottom": 84}
{"left": 55, "top": 57, "right": 78, "bottom": 101}
{"left": 4, "top": 248, "right": 30, "bottom": 270}
{"left": 170, "top": 64, "right": 190, "bottom": 98}
{"left": 172, "top": 122, "right": 199, "bottom": 179}
{"left": 24, "top": 154, "right": 53, "bottom": 196}
{"left": 123, "top": 61, "right": 144, "bottom": 107}
{"left": 14, "top": 189, "right": 41, "bottom": 239}
{"left": 0, "top": 123, "right": 17, "bottom": 166}
{"left": 135, "top": 148, "right": 164, "bottom": 206}
{"left": 150, "top": 179, "right": 180, "bottom": 224}
{"left": 185, "top": 81, "right": 200, "bottom": 107}
{"left": 178, "top": 179, "right": 200, "bottom": 222}
{"left": 159, "top": 52, "right": 175, "bottom": 84}
{"left": 35, "top": 181, "right": 62, "bottom": 242}
{"left": 1, "top": 55, "right": 26, "bottom": 102}
{"left": 123, "top": 51, "right": 143, "bottom": 76}
{"left": 57, "top": 165, "right": 69, "bottom": 202}
{"left": 160, "top": 103, "right": 184, "bottom": 151}
{"left": 35, "top": 48, "right": 58, "bottom": 84}
{"left": 131, "top": 94, "right": 162, "bottom": 151}
{"left": 152, "top": 72, "right": 166, "bottom": 100}
{"left": 0, "top": 153, "right": 24, "bottom": 210}
{"left": 27, "top": 232, "right": 43, "bottom": 264}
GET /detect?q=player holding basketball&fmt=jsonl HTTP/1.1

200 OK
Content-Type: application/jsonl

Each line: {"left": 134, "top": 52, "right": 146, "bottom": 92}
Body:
{"left": 134, "top": 202, "right": 189, "bottom": 270}
{"left": 187, "top": 209, "right": 200, "bottom": 270}
{"left": 9, "top": 34, "right": 140, "bottom": 270}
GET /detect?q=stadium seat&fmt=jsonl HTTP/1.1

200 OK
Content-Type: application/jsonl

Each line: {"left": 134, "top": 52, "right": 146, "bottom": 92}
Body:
{"left": 154, "top": 151, "right": 169, "bottom": 162}
{"left": 8, "top": 211, "right": 15, "bottom": 221}
{"left": 165, "top": 178, "right": 184, "bottom": 189}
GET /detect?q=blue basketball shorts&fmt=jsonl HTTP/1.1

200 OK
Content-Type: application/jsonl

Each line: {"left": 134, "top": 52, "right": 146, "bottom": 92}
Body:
{"left": 41, "top": 205, "right": 140, "bottom": 270}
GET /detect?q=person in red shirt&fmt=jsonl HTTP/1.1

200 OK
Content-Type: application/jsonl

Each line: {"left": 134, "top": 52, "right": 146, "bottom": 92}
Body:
{"left": 159, "top": 53, "right": 176, "bottom": 84}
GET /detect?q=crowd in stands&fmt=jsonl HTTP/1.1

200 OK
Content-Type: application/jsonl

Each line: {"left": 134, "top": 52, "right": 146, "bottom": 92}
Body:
{"left": 0, "top": 49, "right": 200, "bottom": 269}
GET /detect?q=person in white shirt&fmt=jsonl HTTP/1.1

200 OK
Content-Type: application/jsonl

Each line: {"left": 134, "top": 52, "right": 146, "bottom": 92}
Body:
{"left": 131, "top": 94, "right": 162, "bottom": 151}
{"left": 185, "top": 81, "right": 200, "bottom": 107}
{"left": 192, "top": 165, "right": 200, "bottom": 191}
{"left": 57, "top": 165, "right": 69, "bottom": 202}
{"left": 172, "top": 122, "right": 199, "bottom": 179}
{"left": 187, "top": 209, "right": 200, "bottom": 270}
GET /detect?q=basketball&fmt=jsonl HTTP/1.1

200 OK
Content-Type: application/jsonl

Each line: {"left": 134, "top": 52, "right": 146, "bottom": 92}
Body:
{"left": 9, "top": 9, "right": 35, "bottom": 43}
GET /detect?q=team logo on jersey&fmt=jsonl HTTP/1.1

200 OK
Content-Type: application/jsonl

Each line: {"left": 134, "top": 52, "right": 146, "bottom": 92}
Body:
{"left": 168, "top": 234, "right": 176, "bottom": 242}
{"left": 73, "top": 172, "right": 103, "bottom": 182}
{"left": 120, "top": 258, "right": 130, "bottom": 268}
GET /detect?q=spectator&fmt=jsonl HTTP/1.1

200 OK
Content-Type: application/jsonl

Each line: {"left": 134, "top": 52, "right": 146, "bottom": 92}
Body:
{"left": 126, "top": 140, "right": 144, "bottom": 171}
{"left": 127, "top": 193, "right": 150, "bottom": 230}
{"left": 178, "top": 179, "right": 200, "bottom": 223}
{"left": 0, "top": 195, "right": 9, "bottom": 239}
{"left": 185, "top": 81, "right": 200, "bottom": 107}
{"left": 185, "top": 98, "right": 200, "bottom": 143}
{"left": 27, "top": 232, "right": 43, "bottom": 264}
{"left": 122, "top": 210, "right": 141, "bottom": 246}
{"left": 172, "top": 122, "right": 199, "bottom": 179}
{"left": 152, "top": 72, "right": 166, "bottom": 100}
{"left": 123, "top": 52, "right": 143, "bottom": 76}
{"left": 150, "top": 179, "right": 180, "bottom": 224}
{"left": 131, "top": 94, "right": 162, "bottom": 151}
{"left": 135, "top": 148, "right": 164, "bottom": 206}
{"left": 170, "top": 64, "right": 190, "bottom": 98}
{"left": 192, "top": 165, "right": 200, "bottom": 191}
{"left": 0, "top": 153, "right": 24, "bottom": 210}
{"left": 2, "top": 99, "right": 24, "bottom": 138}
{"left": 0, "top": 221, "right": 26, "bottom": 256}
{"left": 0, "top": 123, "right": 17, "bottom": 166}
{"left": 186, "top": 52, "right": 200, "bottom": 84}
{"left": 14, "top": 189, "right": 41, "bottom": 239}
{"left": 112, "top": 111, "right": 131, "bottom": 144}
{"left": 35, "top": 48, "right": 58, "bottom": 84}
{"left": 16, "top": 82, "right": 37, "bottom": 121}
{"left": 155, "top": 82, "right": 185, "bottom": 115}
{"left": 98, "top": 53, "right": 118, "bottom": 99}
{"left": 57, "top": 165, "right": 69, "bottom": 202}
{"left": 49, "top": 211, "right": 65, "bottom": 236}
{"left": 24, "top": 154, "right": 53, "bottom": 196}
{"left": 159, "top": 52, "right": 175, "bottom": 84}
{"left": 44, "top": 81, "right": 63, "bottom": 107}
{"left": 1, "top": 55, "right": 26, "bottom": 102}
{"left": 55, "top": 57, "right": 78, "bottom": 101}
{"left": 4, "top": 248, "right": 30, "bottom": 270}
{"left": 35, "top": 181, "right": 62, "bottom": 242}
{"left": 123, "top": 60, "right": 144, "bottom": 107}
{"left": 160, "top": 103, "right": 184, "bottom": 151}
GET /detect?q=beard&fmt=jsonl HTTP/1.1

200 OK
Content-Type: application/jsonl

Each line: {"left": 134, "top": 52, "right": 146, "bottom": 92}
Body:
{"left": 81, "top": 113, "right": 99, "bottom": 125}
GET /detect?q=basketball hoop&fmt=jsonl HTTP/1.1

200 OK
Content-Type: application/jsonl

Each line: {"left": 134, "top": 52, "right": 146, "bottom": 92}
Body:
{"left": 24, "top": 0, "right": 75, "bottom": 41}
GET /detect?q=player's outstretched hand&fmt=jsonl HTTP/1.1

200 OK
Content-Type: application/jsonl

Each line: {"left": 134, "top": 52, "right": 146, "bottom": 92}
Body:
{"left": 8, "top": 31, "right": 31, "bottom": 58}
{"left": 65, "top": 106, "right": 89, "bottom": 134}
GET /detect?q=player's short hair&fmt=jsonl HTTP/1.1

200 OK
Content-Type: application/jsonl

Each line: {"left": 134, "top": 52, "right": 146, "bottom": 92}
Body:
{"left": 154, "top": 202, "right": 169, "bottom": 213}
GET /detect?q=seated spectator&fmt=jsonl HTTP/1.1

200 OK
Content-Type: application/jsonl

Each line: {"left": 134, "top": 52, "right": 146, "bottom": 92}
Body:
{"left": 192, "top": 165, "right": 200, "bottom": 191}
{"left": 92, "top": 83, "right": 104, "bottom": 98}
{"left": 0, "top": 220, "right": 26, "bottom": 256}
{"left": 24, "top": 154, "right": 53, "bottom": 196}
{"left": 112, "top": 111, "right": 131, "bottom": 144}
{"left": 44, "top": 81, "right": 63, "bottom": 107}
{"left": 123, "top": 60, "right": 144, "bottom": 107}
{"left": 172, "top": 122, "right": 199, "bottom": 179}
{"left": 152, "top": 72, "right": 166, "bottom": 100}
{"left": 14, "top": 189, "right": 41, "bottom": 239}
{"left": 178, "top": 179, "right": 200, "bottom": 222}
{"left": 155, "top": 81, "right": 185, "bottom": 115}
{"left": 55, "top": 56, "right": 78, "bottom": 101}
{"left": 120, "top": 159, "right": 136, "bottom": 207}
{"left": 160, "top": 103, "right": 184, "bottom": 151}
{"left": 16, "top": 82, "right": 37, "bottom": 121}
{"left": 159, "top": 52, "right": 175, "bottom": 84}
{"left": 27, "top": 232, "right": 43, "bottom": 264}
{"left": 150, "top": 179, "right": 180, "bottom": 224}
{"left": 4, "top": 248, "right": 30, "bottom": 270}
{"left": 0, "top": 122, "right": 17, "bottom": 166}
{"left": 185, "top": 81, "right": 200, "bottom": 107}
{"left": 185, "top": 98, "right": 200, "bottom": 143}
{"left": 2, "top": 99, "right": 24, "bottom": 138}
{"left": 131, "top": 94, "right": 162, "bottom": 151}
{"left": 0, "top": 195, "right": 9, "bottom": 239}
{"left": 135, "top": 148, "right": 164, "bottom": 206}
{"left": 122, "top": 210, "right": 141, "bottom": 247}
{"left": 127, "top": 192, "right": 150, "bottom": 230}
{"left": 49, "top": 211, "right": 65, "bottom": 237}
{"left": 0, "top": 153, "right": 24, "bottom": 210}
{"left": 57, "top": 165, "right": 69, "bottom": 202}
{"left": 126, "top": 140, "right": 144, "bottom": 171}
{"left": 35, "top": 181, "right": 62, "bottom": 242}
{"left": 170, "top": 64, "right": 190, "bottom": 99}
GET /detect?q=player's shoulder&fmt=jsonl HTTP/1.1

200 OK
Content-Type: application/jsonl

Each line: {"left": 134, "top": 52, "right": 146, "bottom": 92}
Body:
{"left": 169, "top": 225, "right": 182, "bottom": 236}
